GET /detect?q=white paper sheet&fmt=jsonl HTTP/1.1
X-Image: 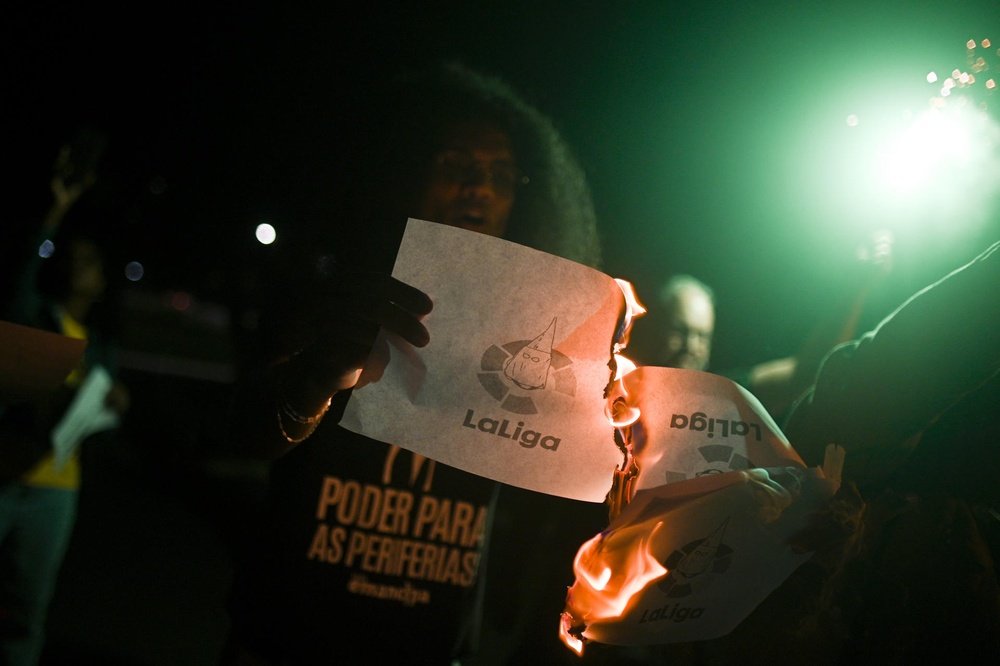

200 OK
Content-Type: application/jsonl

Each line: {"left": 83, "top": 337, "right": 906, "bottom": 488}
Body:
{"left": 621, "top": 366, "right": 804, "bottom": 490}
{"left": 340, "top": 218, "right": 626, "bottom": 502}
{"left": 51, "top": 365, "right": 120, "bottom": 469}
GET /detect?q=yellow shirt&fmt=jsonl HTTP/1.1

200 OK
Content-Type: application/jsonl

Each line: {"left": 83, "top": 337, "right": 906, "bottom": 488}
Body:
{"left": 22, "top": 310, "right": 88, "bottom": 490}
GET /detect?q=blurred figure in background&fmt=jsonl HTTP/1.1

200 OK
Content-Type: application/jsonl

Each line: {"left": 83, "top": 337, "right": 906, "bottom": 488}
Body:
{"left": 591, "top": 239, "right": 997, "bottom": 666}
{"left": 0, "top": 131, "right": 130, "bottom": 666}
{"left": 746, "top": 237, "right": 1000, "bottom": 665}
{"left": 637, "top": 231, "right": 894, "bottom": 422}
{"left": 651, "top": 273, "right": 715, "bottom": 372}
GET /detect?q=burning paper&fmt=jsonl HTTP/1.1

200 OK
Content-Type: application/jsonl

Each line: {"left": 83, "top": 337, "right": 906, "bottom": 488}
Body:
{"left": 340, "top": 218, "right": 632, "bottom": 502}
{"left": 620, "top": 367, "right": 802, "bottom": 491}
{"left": 560, "top": 466, "right": 838, "bottom": 651}
{"left": 337, "top": 219, "right": 839, "bottom": 651}
{"left": 560, "top": 367, "right": 836, "bottom": 653}
{"left": 600, "top": 365, "right": 801, "bottom": 521}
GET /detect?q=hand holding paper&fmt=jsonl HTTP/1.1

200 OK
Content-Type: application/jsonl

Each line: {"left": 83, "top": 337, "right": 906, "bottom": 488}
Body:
{"left": 341, "top": 218, "right": 627, "bottom": 501}
{"left": 285, "top": 272, "right": 433, "bottom": 393}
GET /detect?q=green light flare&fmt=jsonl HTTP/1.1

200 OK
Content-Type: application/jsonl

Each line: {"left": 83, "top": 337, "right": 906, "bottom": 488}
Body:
{"left": 871, "top": 102, "right": 999, "bottom": 212}
{"left": 789, "top": 65, "right": 999, "bottom": 245}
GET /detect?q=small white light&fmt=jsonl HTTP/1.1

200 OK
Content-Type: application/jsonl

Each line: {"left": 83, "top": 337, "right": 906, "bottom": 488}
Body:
{"left": 256, "top": 223, "right": 277, "bottom": 245}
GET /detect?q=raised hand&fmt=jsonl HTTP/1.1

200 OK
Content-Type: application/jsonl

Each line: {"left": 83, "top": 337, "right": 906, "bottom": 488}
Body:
{"left": 270, "top": 269, "right": 433, "bottom": 445}
{"left": 291, "top": 271, "right": 433, "bottom": 391}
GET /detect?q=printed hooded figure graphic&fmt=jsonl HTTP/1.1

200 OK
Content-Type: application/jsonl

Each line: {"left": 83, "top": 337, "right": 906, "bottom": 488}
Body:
{"left": 672, "top": 517, "right": 730, "bottom": 583}
{"left": 503, "top": 318, "right": 557, "bottom": 390}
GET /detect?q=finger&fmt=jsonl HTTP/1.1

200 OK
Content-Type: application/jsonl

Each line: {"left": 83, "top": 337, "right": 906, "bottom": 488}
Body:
{"left": 310, "top": 286, "right": 431, "bottom": 346}
{"left": 307, "top": 315, "right": 424, "bottom": 392}
{"left": 306, "top": 328, "right": 375, "bottom": 387}
{"left": 382, "top": 276, "right": 433, "bottom": 317}
{"left": 316, "top": 317, "right": 384, "bottom": 352}
{"left": 320, "top": 272, "right": 432, "bottom": 317}
{"left": 373, "top": 300, "right": 431, "bottom": 347}
{"left": 316, "top": 302, "right": 430, "bottom": 349}
{"left": 291, "top": 335, "right": 371, "bottom": 392}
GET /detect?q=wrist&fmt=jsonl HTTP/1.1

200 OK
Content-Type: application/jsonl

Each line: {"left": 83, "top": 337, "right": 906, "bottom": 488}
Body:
{"left": 272, "top": 360, "right": 336, "bottom": 445}
{"left": 276, "top": 392, "right": 332, "bottom": 445}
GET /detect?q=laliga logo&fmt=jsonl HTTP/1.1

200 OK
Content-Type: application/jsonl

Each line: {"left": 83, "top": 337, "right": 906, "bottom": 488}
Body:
{"left": 661, "top": 412, "right": 760, "bottom": 484}
{"left": 476, "top": 318, "right": 577, "bottom": 414}
{"left": 637, "top": 520, "right": 731, "bottom": 625}
{"left": 658, "top": 517, "right": 733, "bottom": 598}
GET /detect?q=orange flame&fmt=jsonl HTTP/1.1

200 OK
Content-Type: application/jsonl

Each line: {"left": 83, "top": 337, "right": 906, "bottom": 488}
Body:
{"left": 558, "top": 618, "right": 585, "bottom": 656}
{"left": 560, "top": 522, "right": 669, "bottom": 655}
{"left": 605, "top": 280, "right": 645, "bottom": 431}
{"left": 612, "top": 352, "right": 637, "bottom": 381}
{"left": 605, "top": 355, "right": 641, "bottom": 426}
{"left": 613, "top": 279, "right": 647, "bottom": 353}
{"left": 603, "top": 280, "right": 646, "bottom": 520}
{"left": 561, "top": 281, "right": 654, "bottom": 656}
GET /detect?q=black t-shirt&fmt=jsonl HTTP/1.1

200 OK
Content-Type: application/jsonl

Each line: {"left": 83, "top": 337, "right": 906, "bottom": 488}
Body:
{"left": 229, "top": 394, "right": 499, "bottom": 665}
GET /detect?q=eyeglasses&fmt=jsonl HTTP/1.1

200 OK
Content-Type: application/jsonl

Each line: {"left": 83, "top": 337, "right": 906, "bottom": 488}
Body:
{"left": 432, "top": 150, "right": 529, "bottom": 195}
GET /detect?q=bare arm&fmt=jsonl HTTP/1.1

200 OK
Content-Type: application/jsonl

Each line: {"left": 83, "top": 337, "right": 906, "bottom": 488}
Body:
{"left": 784, "top": 240, "right": 1000, "bottom": 485}
{"left": 747, "top": 233, "right": 893, "bottom": 418}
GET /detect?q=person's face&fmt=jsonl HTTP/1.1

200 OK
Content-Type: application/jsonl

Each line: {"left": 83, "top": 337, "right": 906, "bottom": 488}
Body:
{"left": 661, "top": 287, "right": 714, "bottom": 371}
{"left": 416, "top": 121, "right": 518, "bottom": 239}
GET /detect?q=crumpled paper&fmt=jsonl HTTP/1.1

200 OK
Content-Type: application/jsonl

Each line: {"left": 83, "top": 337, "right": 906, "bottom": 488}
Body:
{"left": 561, "top": 465, "right": 837, "bottom": 647}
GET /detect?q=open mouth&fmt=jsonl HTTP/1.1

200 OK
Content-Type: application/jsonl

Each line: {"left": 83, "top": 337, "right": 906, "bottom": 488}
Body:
{"left": 456, "top": 211, "right": 486, "bottom": 226}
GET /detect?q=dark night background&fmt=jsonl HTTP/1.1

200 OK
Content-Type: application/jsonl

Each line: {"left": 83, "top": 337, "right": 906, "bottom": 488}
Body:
{"left": 8, "top": 1, "right": 999, "bottom": 368}
{"left": 4, "top": 1, "right": 999, "bottom": 663}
